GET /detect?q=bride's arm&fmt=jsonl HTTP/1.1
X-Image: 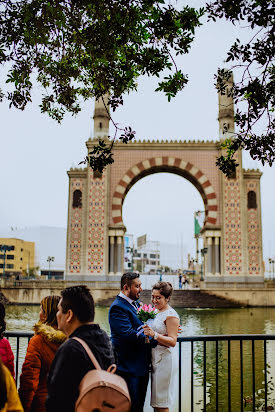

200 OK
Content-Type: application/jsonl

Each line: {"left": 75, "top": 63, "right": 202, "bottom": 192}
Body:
{"left": 143, "top": 316, "right": 179, "bottom": 348}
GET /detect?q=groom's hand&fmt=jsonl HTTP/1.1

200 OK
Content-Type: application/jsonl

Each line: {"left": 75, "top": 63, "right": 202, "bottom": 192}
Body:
{"left": 142, "top": 324, "right": 154, "bottom": 337}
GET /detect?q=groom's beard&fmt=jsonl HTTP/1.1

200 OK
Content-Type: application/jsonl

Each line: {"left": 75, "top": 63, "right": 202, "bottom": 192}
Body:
{"left": 129, "top": 292, "right": 140, "bottom": 301}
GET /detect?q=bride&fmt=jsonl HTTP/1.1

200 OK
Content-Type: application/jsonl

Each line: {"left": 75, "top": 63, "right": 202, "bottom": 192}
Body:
{"left": 143, "top": 281, "right": 180, "bottom": 412}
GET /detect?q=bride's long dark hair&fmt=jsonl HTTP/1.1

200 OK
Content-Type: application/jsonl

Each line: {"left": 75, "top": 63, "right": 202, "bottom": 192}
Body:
{"left": 0, "top": 357, "right": 7, "bottom": 409}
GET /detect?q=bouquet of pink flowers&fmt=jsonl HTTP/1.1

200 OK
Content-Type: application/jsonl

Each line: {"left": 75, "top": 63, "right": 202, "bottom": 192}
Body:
{"left": 137, "top": 303, "right": 158, "bottom": 343}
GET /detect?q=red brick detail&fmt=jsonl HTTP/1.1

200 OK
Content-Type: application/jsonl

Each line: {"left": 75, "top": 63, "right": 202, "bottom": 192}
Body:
{"left": 149, "top": 158, "right": 156, "bottom": 167}
{"left": 137, "top": 162, "right": 145, "bottom": 172}
{"left": 206, "top": 217, "right": 217, "bottom": 224}
{"left": 112, "top": 204, "right": 121, "bottom": 210}
{"left": 208, "top": 205, "right": 218, "bottom": 211}
{"left": 195, "top": 170, "right": 203, "bottom": 180}
{"left": 119, "top": 180, "right": 128, "bottom": 188}
{"left": 207, "top": 192, "right": 217, "bottom": 199}
{"left": 162, "top": 157, "right": 168, "bottom": 165}
{"left": 202, "top": 180, "right": 211, "bottom": 188}
{"left": 127, "top": 170, "right": 135, "bottom": 179}
{"left": 174, "top": 158, "right": 181, "bottom": 167}
{"left": 185, "top": 162, "right": 193, "bottom": 172}
{"left": 113, "top": 216, "right": 123, "bottom": 224}
{"left": 113, "top": 192, "right": 124, "bottom": 199}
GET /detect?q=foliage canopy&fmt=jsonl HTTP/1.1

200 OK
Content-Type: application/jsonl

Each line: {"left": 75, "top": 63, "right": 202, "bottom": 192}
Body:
{"left": 0, "top": 0, "right": 274, "bottom": 174}
{"left": 207, "top": 0, "right": 275, "bottom": 175}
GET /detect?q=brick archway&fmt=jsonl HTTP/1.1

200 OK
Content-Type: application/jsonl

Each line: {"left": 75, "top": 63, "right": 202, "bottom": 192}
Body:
{"left": 111, "top": 156, "right": 218, "bottom": 226}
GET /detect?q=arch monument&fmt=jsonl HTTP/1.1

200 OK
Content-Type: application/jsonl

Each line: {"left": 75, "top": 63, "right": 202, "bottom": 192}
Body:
{"left": 65, "top": 81, "right": 264, "bottom": 288}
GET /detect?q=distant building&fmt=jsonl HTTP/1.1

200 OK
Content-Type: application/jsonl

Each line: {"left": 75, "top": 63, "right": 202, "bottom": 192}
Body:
{"left": 133, "top": 240, "right": 160, "bottom": 273}
{"left": 124, "top": 234, "right": 134, "bottom": 271}
{"left": 0, "top": 238, "right": 35, "bottom": 276}
{"left": 0, "top": 226, "right": 66, "bottom": 278}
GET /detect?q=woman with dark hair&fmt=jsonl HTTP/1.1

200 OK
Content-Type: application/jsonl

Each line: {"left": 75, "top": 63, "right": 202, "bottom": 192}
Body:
{"left": 19, "top": 296, "right": 66, "bottom": 412}
{"left": 0, "top": 303, "right": 15, "bottom": 378}
{"left": 0, "top": 357, "right": 23, "bottom": 412}
{"left": 143, "top": 281, "right": 180, "bottom": 412}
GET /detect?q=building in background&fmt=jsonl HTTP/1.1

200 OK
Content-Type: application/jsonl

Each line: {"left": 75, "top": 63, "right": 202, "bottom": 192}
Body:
{"left": 0, "top": 238, "right": 35, "bottom": 276}
{"left": 133, "top": 237, "right": 160, "bottom": 273}
{"left": 124, "top": 234, "right": 134, "bottom": 271}
{"left": 0, "top": 226, "right": 66, "bottom": 278}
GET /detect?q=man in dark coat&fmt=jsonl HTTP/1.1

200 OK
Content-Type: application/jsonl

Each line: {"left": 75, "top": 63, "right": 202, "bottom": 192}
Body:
{"left": 109, "top": 272, "right": 157, "bottom": 412}
{"left": 46, "top": 285, "right": 114, "bottom": 412}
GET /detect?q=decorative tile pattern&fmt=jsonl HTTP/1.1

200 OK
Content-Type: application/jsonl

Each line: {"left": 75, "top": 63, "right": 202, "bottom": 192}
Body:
{"left": 87, "top": 168, "right": 105, "bottom": 273}
{"left": 111, "top": 157, "right": 218, "bottom": 226}
{"left": 69, "top": 179, "right": 83, "bottom": 273}
{"left": 223, "top": 167, "right": 242, "bottom": 275}
{"left": 247, "top": 180, "right": 260, "bottom": 274}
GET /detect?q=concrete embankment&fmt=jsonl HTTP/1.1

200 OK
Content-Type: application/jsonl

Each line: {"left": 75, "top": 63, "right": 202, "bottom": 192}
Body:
{"left": 0, "top": 280, "right": 120, "bottom": 305}
{"left": 1, "top": 280, "right": 275, "bottom": 307}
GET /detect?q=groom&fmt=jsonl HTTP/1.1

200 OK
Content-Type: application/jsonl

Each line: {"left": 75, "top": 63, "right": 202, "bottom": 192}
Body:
{"left": 109, "top": 272, "right": 156, "bottom": 412}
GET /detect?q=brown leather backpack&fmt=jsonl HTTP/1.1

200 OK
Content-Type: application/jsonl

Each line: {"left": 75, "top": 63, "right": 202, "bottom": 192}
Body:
{"left": 73, "top": 337, "right": 131, "bottom": 412}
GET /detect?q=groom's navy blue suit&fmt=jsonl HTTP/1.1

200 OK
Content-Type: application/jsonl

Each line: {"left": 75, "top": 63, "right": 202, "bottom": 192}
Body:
{"left": 109, "top": 295, "right": 155, "bottom": 412}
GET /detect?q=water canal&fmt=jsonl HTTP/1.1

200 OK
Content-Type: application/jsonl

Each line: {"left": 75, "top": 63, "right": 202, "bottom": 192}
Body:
{"left": 6, "top": 305, "right": 275, "bottom": 411}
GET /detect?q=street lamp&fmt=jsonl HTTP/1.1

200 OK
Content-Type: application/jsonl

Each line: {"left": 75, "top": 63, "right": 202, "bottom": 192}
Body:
{"left": 46, "top": 256, "right": 55, "bottom": 279}
{"left": 200, "top": 247, "right": 208, "bottom": 281}
{"left": 269, "top": 258, "right": 275, "bottom": 282}
{"left": 0, "top": 245, "right": 13, "bottom": 278}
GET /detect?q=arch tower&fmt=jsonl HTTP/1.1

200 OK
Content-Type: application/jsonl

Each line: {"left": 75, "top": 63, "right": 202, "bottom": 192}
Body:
{"left": 65, "top": 81, "right": 264, "bottom": 287}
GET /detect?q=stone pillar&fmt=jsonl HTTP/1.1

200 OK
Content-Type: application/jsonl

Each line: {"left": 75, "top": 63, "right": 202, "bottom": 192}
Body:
{"left": 117, "top": 236, "right": 122, "bottom": 274}
{"left": 207, "top": 237, "right": 213, "bottom": 274}
{"left": 109, "top": 236, "right": 115, "bottom": 274}
{"left": 214, "top": 237, "right": 220, "bottom": 274}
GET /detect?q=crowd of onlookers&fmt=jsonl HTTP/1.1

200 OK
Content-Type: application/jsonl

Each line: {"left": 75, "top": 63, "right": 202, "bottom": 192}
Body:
{"left": 0, "top": 273, "right": 180, "bottom": 412}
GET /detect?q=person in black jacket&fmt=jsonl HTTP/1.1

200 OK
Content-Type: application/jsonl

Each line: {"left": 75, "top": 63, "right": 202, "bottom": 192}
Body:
{"left": 46, "top": 285, "right": 114, "bottom": 412}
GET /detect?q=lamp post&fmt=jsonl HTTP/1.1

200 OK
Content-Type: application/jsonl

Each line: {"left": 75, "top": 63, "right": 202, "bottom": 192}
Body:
{"left": 47, "top": 256, "right": 55, "bottom": 279}
{"left": 0, "top": 245, "right": 13, "bottom": 278}
{"left": 269, "top": 258, "right": 275, "bottom": 282}
{"left": 200, "top": 247, "right": 208, "bottom": 281}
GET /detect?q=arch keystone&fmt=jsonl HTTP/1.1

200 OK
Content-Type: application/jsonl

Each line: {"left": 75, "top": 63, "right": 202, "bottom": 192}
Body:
{"left": 155, "top": 157, "right": 163, "bottom": 166}
{"left": 168, "top": 157, "right": 175, "bottom": 166}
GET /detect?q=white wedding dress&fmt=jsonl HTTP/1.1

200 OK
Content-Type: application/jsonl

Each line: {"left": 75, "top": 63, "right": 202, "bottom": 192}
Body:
{"left": 150, "top": 306, "right": 179, "bottom": 408}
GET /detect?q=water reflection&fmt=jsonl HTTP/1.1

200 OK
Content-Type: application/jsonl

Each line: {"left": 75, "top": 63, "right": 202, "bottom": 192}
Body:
{"left": 5, "top": 306, "right": 275, "bottom": 411}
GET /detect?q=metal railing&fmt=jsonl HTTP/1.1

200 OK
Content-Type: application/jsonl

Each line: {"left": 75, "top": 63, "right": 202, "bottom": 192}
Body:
{"left": 6, "top": 331, "right": 32, "bottom": 386}
{"left": 5, "top": 332, "right": 275, "bottom": 411}
{"left": 178, "top": 334, "right": 275, "bottom": 412}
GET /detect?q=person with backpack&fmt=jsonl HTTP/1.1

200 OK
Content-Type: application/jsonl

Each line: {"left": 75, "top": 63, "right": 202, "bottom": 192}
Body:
{"left": 46, "top": 286, "right": 116, "bottom": 412}
{"left": 109, "top": 272, "right": 157, "bottom": 412}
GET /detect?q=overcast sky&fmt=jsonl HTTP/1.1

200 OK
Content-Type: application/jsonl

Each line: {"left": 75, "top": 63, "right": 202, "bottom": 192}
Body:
{"left": 0, "top": 1, "right": 274, "bottom": 270}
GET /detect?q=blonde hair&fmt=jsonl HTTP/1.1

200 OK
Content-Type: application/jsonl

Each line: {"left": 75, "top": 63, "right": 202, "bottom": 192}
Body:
{"left": 40, "top": 295, "right": 60, "bottom": 328}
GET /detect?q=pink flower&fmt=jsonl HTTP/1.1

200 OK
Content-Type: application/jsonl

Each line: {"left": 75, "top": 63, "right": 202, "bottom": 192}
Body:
{"left": 143, "top": 304, "right": 148, "bottom": 312}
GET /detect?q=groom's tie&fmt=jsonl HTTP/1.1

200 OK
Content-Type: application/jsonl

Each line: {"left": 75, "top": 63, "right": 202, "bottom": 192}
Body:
{"left": 132, "top": 301, "right": 138, "bottom": 310}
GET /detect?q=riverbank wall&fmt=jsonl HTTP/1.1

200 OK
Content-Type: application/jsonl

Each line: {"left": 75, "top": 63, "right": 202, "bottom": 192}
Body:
{"left": 1, "top": 279, "right": 275, "bottom": 307}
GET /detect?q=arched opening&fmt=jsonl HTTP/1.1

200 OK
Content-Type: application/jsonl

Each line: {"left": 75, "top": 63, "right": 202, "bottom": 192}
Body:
{"left": 72, "top": 190, "right": 82, "bottom": 208}
{"left": 122, "top": 172, "right": 205, "bottom": 272}
{"left": 248, "top": 190, "right": 257, "bottom": 209}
